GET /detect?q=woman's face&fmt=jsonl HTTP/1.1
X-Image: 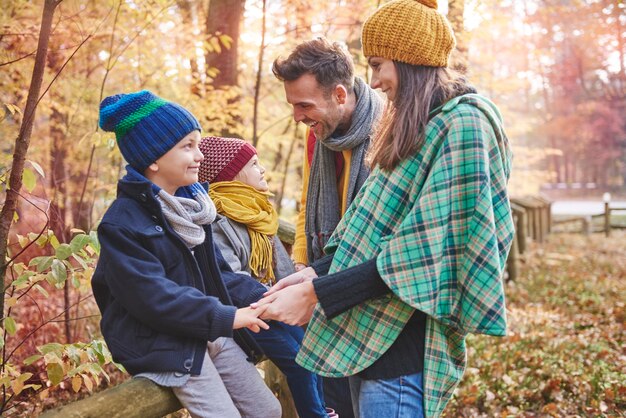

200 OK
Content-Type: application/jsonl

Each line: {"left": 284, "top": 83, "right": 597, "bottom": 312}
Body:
{"left": 368, "top": 57, "right": 398, "bottom": 102}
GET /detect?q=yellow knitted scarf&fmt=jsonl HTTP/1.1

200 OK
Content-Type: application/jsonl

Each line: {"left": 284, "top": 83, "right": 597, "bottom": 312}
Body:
{"left": 209, "top": 181, "right": 279, "bottom": 284}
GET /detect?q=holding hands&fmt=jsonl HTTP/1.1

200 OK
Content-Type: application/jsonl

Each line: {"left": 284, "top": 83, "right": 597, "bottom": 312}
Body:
{"left": 251, "top": 267, "right": 319, "bottom": 326}
{"left": 234, "top": 305, "right": 270, "bottom": 333}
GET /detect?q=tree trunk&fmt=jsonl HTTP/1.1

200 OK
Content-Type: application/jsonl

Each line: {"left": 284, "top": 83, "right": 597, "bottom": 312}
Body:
{"left": 448, "top": 0, "right": 467, "bottom": 73}
{"left": 275, "top": 123, "right": 301, "bottom": 216}
{"left": 0, "top": 0, "right": 59, "bottom": 318}
{"left": 205, "top": 0, "right": 244, "bottom": 88}
{"left": 177, "top": 0, "right": 203, "bottom": 97}
{"left": 49, "top": 103, "right": 72, "bottom": 343}
{"left": 252, "top": 0, "right": 267, "bottom": 147}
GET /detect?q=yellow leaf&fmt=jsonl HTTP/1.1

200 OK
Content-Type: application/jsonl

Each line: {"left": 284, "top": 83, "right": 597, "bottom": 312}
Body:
{"left": 39, "top": 388, "right": 49, "bottom": 400}
{"left": 22, "top": 168, "right": 36, "bottom": 193}
{"left": 17, "top": 234, "right": 29, "bottom": 248}
{"left": 6, "top": 297, "right": 18, "bottom": 308}
{"left": 4, "top": 317, "right": 17, "bottom": 336}
{"left": 46, "top": 362, "right": 64, "bottom": 385}
{"left": 71, "top": 375, "right": 81, "bottom": 392}
{"left": 82, "top": 374, "right": 93, "bottom": 392}
{"left": 11, "top": 379, "right": 24, "bottom": 396}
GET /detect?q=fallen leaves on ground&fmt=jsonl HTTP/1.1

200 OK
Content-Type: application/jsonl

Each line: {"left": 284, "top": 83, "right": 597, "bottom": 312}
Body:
{"left": 444, "top": 231, "right": 626, "bottom": 417}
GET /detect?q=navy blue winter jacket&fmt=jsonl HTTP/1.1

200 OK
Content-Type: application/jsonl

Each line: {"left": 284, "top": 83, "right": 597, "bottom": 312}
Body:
{"left": 92, "top": 178, "right": 266, "bottom": 376}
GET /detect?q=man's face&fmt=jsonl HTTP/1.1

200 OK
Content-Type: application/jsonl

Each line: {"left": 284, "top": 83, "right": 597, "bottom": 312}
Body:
{"left": 283, "top": 73, "right": 344, "bottom": 141}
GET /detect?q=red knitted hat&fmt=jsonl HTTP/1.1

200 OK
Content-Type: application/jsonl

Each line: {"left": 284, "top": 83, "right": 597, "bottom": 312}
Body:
{"left": 199, "top": 136, "right": 257, "bottom": 183}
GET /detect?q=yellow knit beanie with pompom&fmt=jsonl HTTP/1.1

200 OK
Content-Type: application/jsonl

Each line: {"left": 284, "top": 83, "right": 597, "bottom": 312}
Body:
{"left": 362, "top": 0, "right": 456, "bottom": 67}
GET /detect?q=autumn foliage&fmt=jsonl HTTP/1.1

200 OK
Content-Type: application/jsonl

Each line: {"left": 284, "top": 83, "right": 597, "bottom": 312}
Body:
{"left": 0, "top": 0, "right": 625, "bottom": 416}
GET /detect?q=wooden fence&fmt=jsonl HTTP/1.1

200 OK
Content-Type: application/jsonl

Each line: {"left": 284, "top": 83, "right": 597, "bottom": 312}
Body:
{"left": 550, "top": 200, "right": 626, "bottom": 236}
{"left": 506, "top": 196, "right": 552, "bottom": 282}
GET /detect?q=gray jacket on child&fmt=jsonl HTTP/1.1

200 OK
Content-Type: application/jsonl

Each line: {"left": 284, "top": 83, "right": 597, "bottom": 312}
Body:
{"left": 212, "top": 214, "right": 295, "bottom": 284}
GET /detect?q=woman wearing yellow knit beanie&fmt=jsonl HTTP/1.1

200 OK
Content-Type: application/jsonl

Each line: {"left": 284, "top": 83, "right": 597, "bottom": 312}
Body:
{"left": 255, "top": 1, "right": 514, "bottom": 418}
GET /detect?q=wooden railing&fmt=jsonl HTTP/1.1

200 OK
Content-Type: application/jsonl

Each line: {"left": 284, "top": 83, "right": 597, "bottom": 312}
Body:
{"left": 550, "top": 199, "right": 626, "bottom": 236}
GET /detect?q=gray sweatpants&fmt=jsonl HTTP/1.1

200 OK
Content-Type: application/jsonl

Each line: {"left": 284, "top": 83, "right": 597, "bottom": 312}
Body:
{"left": 173, "top": 337, "right": 281, "bottom": 418}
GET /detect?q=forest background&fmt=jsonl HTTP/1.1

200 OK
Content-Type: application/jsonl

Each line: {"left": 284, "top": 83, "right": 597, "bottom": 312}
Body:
{"left": 0, "top": 0, "right": 625, "bottom": 416}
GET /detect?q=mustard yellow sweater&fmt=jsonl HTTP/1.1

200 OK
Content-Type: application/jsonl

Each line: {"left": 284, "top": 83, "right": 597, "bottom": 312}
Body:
{"left": 293, "top": 130, "right": 353, "bottom": 265}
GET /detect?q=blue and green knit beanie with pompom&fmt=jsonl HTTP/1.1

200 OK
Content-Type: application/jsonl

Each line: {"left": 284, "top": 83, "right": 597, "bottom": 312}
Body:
{"left": 99, "top": 90, "right": 201, "bottom": 172}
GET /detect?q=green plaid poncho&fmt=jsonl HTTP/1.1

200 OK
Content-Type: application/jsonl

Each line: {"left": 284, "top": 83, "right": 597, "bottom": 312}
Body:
{"left": 296, "top": 94, "right": 514, "bottom": 417}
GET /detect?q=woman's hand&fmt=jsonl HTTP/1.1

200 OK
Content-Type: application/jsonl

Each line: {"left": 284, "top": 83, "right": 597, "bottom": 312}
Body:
{"left": 233, "top": 306, "right": 270, "bottom": 333}
{"left": 253, "top": 282, "right": 317, "bottom": 326}
{"left": 263, "top": 266, "right": 318, "bottom": 296}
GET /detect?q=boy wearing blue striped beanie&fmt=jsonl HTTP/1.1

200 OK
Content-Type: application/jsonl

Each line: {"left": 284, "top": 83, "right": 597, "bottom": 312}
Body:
{"left": 92, "top": 90, "right": 281, "bottom": 418}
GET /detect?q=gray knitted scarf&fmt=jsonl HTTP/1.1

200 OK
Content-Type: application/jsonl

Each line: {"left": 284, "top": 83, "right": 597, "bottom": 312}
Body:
{"left": 156, "top": 190, "right": 217, "bottom": 248}
{"left": 305, "top": 77, "right": 383, "bottom": 262}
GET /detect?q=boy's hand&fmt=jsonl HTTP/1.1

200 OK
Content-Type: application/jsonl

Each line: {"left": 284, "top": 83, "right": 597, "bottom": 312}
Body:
{"left": 234, "top": 306, "right": 269, "bottom": 333}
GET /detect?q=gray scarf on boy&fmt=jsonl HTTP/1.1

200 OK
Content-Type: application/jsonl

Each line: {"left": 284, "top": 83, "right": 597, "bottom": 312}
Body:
{"left": 156, "top": 190, "right": 217, "bottom": 248}
{"left": 305, "top": 77, "right": 383, "bottom": 262}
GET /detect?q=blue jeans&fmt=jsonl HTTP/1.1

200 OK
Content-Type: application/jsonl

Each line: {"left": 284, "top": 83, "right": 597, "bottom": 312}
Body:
{"left": 252, "top": 321, "right": 327, "bottom": 418}
{"left": 348, "top": 372, "right": 424, "bottom": 418}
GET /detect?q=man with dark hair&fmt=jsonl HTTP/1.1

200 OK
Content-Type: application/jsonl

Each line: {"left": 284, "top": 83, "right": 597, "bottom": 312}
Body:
{"left": 272, "top": 37, "right": 384, "bottom": 418}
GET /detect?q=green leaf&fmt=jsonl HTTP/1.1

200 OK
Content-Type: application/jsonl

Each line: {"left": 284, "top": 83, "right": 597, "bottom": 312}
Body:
{"left": 0, "top": 332, "right": 4, "bottom": 350}
{"left": 29, "top": 256, "right": 53, "bottom": 273}
{"left": 22, "top": 168, "right": 36, "bottom": 193}
{"left": 4, "top": 317, "right": 17, "bottom": 336}
{"left": 89, "top": 231, "right": 100, "bottom": 255}
{"left": 49, "top": 234, "right": 60, "bottom": 249}
{"left": 70, "top": 234, "right": 91, "bottom": 253}
{"left": 39, "top": 343, "right": 64, "bottom": 355}
{"left": 71, "top": 275, "right": 80, "bottom": 289}
{"left": 33, "top": 284, "right": 49, "bottom": 298}
{"left": 24, "top": 354, "right": 42, "bottom": 366}
{"left": 29, "top": 232, "right": 47, "bottom": 247}
{"left": 50, "top": 260, "right": 67, "bottom": 285}
{"left": 46, "top": 362, "right": 64, "bottom": 386}
{"left": 13, "top": 271, "right": 36, "bottom": 289}
{"left": 55, "top": 243, "right": 72, "bottom": 260}
{"left": 71, "top": 254, "right": 88, "bottom": 270}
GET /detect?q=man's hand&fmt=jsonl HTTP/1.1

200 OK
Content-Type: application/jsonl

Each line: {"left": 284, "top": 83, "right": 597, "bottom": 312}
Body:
{"left": 294, "top": 263, "right": 307, "bottom": 272}
{"left": 233, "top": 306, "right": 270, "bottom": 333}
{"left": 254, "top": 282, "right": 318, "bottom": 326}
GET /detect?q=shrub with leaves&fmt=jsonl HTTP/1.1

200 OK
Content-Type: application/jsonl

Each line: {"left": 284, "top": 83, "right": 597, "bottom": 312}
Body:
{"left": 1, "top": 230, "right": 123, "bottom": 416}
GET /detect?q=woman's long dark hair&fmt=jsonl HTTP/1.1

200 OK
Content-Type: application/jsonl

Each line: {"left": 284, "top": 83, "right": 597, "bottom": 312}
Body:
{"left": 367, "top": 62, "right": 475, "bottom": 171}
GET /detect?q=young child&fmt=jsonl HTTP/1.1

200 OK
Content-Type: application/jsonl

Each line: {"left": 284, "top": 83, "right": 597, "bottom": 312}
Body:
{"left": 92, "top": 90, "right": 282, "bottom": 418}
{"left": 198, "top": 136, "right": 330, "bottom": 418}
